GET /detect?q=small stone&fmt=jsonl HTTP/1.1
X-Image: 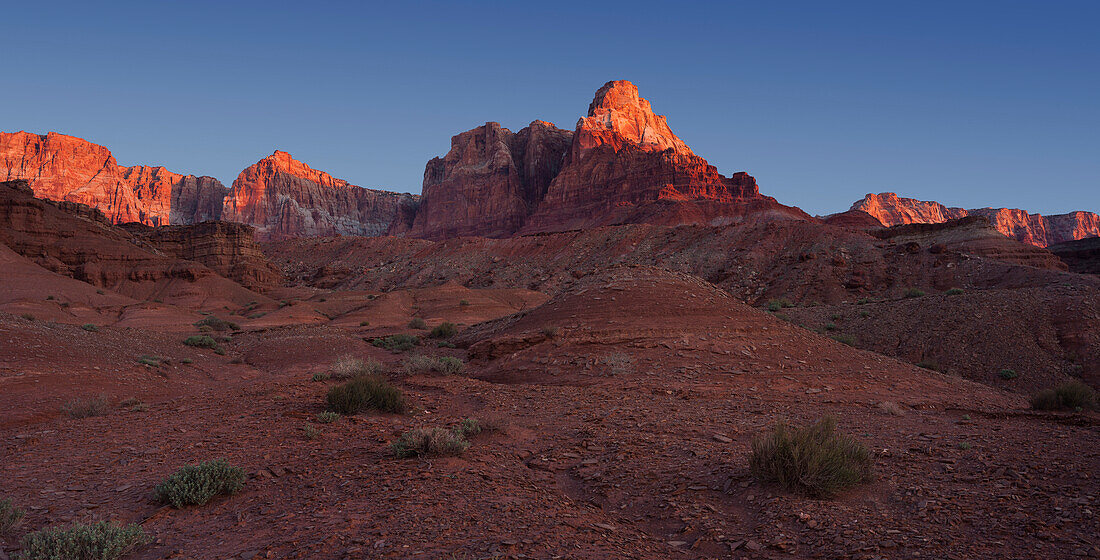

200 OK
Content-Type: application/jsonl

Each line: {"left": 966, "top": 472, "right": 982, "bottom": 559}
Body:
{"left": 713, "top": 434, "right": 733, "bottom": 443}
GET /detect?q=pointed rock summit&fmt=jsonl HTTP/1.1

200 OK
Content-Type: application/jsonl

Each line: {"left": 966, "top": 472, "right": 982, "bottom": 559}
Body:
{"left": 575, "top": 80, "right": 693, "bottom": 158}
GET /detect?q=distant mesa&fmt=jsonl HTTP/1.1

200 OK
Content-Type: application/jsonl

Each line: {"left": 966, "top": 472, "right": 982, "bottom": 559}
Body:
{"left": 850, "top": 192, "right": 1100, "bottom": 247}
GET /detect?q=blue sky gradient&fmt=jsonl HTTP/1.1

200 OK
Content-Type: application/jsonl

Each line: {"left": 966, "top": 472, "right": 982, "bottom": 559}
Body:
{"left": 3, "top": 1, "right": 1097, "bottom": 215}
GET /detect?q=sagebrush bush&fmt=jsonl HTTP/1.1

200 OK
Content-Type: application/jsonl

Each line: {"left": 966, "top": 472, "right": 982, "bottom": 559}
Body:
{"left": 401, "top": 355, "right": 464, "bottom": 376}
{"left": 316, "top": 411, "right": 340, "bottom": 423}
{"left": 749, "top": 416, "right": 872, "bottom": 498}
{"left": 137, "top": 355, "right": 161, "bottom": 367}
{"left": 330, "top": 355, "right": 383, "bottom": 379}
{"left": 182, "top": 335, "right": 218, "bottom": 349}
{"left": 541, "top": 326, "right": 559, "bottom": 337}
{"left": 408, "top": 318, "right": 427, "bottom": 329}
{"left": 1031, "top": 381, "right": 1097, "bottom": 411}
{"left": 429, "top": 322, "right": 458, "bottom": 339}
{"left": 81, "top": 324, "right": 99, "bottom": 332}
{"left": 193, "top": 316, "right": 239, "bottom": 332}
{"left": 18, "top": 521, "right": 148, "bottom": 560}
{"left": 945, "top": 288, "right": 965, "bottom": 296}
{"left": 766, "top": 299, "right": 794, "bottom": 312}
{"left": 371, "top": 334, "right": 420, "bottom": 353}
{"left": 831, "top": 334, "right": 857, "bottom": 347}
{"left": 62, "top": 395, "right": 110, "bottom": 419}
{"left": 154, "top": 459, "right": 245, "bottom": 508}
{"left": 0, "top": 497, "right": 24, "bottom": 535}
{"left": 391, "top": 427, "right": 469, "bottom": 458}
{"left": 459, "top": 299, "right": 470, "bottom": 307}
{"left": 904, "top": 288, "right": 926, "bottom": 298}
{"left": 999, "top": 369, "right": 1018, "bottom": 380}
{"left": 326, "top": 375, "right": 406, "bottom": 414}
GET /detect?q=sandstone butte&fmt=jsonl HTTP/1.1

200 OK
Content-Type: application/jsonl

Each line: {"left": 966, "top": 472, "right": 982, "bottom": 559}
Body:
{"left": 408, "top": 80, "right": 808, "bottom": 239}
{"left": 852, "top": 192, "right": 1100, "bottom": 247}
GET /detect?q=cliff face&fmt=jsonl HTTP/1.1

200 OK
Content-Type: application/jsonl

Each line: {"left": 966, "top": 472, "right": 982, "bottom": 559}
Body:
{"left": 221, "top": 151, "right": 419, "bottom": 241}
{"left": 0, "top": 131, "right": 226, "bottom": 226}
{"left": 407, "top": 121, "right": 573, "bottom": 239}
{"left": 852, "top": 192, "right": 1100, "bottom": 247}
{"left": 411, "top": 80, "right": 806, "bottom": 239}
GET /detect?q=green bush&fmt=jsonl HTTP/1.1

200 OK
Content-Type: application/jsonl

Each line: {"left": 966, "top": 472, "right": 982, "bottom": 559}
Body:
{"left": 326, "top": 375, "right": 406, "bottom": 415}
{"left": 904, "top": 288, "right": 925, "bottom": 298}
{"left": 459, "top": 299, "right": 470, "bottom": 307}
{"left": 62, "top": 395, "right": 110, "bottom": 419}
{"left": 0, "top": 497, "right": 24, "bottom": 535}
{"left": 301, "top": 425, "right": 319, "bottom": 440}
{"left": 749, "top": 416, "right": 872, "bottom": 498}
{"left": 1030, "top": 381, "right": 1097, "bottom": 411}
{"left": 154, "top": 459, "right": 245, "bottom": 508}
{"left": 766, "top": 299, "right": 794, "bottom": 312}
{"left": 193, "top": 316, "right": 239, "bottom": 332}
{"left": 81, "top": 324, "right": 99, "bottom": 332}
{"left": 437, "top": 340, "right": 456, "bottom": 348}
{"left": 429, "top": 322, "right": 458, "bottom": 339}
{"left": 823, "top": 322, "right": 838, "bottom": 331}
{"left": 182, "top": 335, "right": 218, "bottom": 349}
{"left": 330, "top": 355, "right": 383, "bottom": 379}
{"left": 371, "top": 334, "right": 420, "bottom": 353}
{"left": 999, "top": 369, "right": 1018, "bottom": 380}
{"left": 311, "top": 372, "right": 328, "bottom": 382}
{"left": 408, "top": 318, "right": 427, "bottom": 329}
{"left": 831, "top": 334, "right": 857, "bottom": 347}
{"left": 316, "top": 411, "right": 340, "bottom": 423}
{"left": 359, "top": 320, "right": 370, "bottom": 327}
{"left": 945, "top": 288, "right": 965, "bottom": 296}
{"left": 391, "top": 427, "right": 469, "bottom": 458}
{"left": 18, "top": 521, "right": 148, "bottom": 560}
{"left": 859, "top": 310, "right": 870, "bottom": 318}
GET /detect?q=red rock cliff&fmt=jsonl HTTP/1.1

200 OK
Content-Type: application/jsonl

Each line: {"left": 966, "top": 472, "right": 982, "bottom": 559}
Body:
{"left": 221, "top": 151, "right": 419, "bottom": 241}
{"left": 0, "top": 131, "right": 226, "bottom": 226}
{"left": 852, "top": 192, "right": 1100, "bottom": 247}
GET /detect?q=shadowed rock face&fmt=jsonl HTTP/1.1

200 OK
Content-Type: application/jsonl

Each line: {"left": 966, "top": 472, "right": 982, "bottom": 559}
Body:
{"left": 0, "top": 131, "right": 227, "bottom": 226}
{"left": 851, "top": 192, "right": 1100, "bottom": 247}
{"left": 221, "top": 151, "right": 419, "bottom": 241}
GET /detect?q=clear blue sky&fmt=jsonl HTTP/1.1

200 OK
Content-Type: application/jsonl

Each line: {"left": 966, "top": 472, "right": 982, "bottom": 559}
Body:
{"left": 3, "top": 1, "right": 1097, "bottom": 215}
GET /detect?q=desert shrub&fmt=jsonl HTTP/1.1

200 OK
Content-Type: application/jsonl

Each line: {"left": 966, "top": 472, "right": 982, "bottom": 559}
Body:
{"left": 182, "top": 335, "right": 218, "bottom": 349}
{"left": 541, "top": 326, "right": 559, "bottom": 337}
{"left": 823, "top": 322, "right": 838, "bottom": 331}
{"left": 330, "top": 355, "right": 383, "bottom": 379}
{"left": 958, "top": 442, "right": 973, "bottom": 450}
{"left": 18, "top": 521, "right": 148, "bottom": 560}
{"left": 601, "top": 352, "right": 634, "bottom": 376}
{"left": 180, "top": 358, "right": 193, "bottom": 365}
{"left": 1030, "top": 381, "right": 1097, "bottom": 411}
{"left": 904, "top": 288, "right": 925, "bottom": 298}
{"left": 459, "top": 299, "right": 470, "bottom": 307}
{"left": 916, "top": 360, "right": 939, "bottom": 371}
{"left": 301, "top": 425, "right": 319, "bottom": 440}
{"left": 193, "top": 316, "right": 239, "bottom": 332}
{"left": 316, "top": 411, "right": 340, "bottom": 423}
{"left": 859, "top": 310, "right": 870, "bottom": 318}
{"left": 749, "top": 416, "right": 872, "bottom": 498}
{"left": 766, "top": 299, "right": 794, "bottom": 312}
{"left": 359, "top": 320, "right": 370, "bottom": 327}
{"left": 999, "top": 369, "right": 1018, "bottom": 380}
{"left": 213, "top": 347, "right": 226, "bottom": 356}
{"left": 20, "top": 313, "right": 35, "bottom": 321}
{"left": 371, "top": 334, "right": 420, "bottom": 353}
{"left": 119, "top": 398, "right": 148, "bottom": 412}
{"left": 154, "top": 459, "right": 245, "bottom": 508}
{"left": 945, "top": 288, "right": 965, "bottom": 296}
{"left": 311, "top": 372, "right": 328, "bottom": 382}
{"left": 81, "top": 324, "right": 99, "bottom": 332}
{"left": 96, "top": 290, "right": 105, "bottom": 295}
{"left": 326, "top": 375, "right": 406, "bottom": 414}
{"left": 831, "top": 334, "right": 857, "bottom": 346}
{"left": 437, "top": 340, "right": 456, "bottom": 348}
{"left": 391, "top": 427, "right": 469, "bottom": 458}
{"left": 856, "top": 298, "right": 873, "bottom": 304}
{"left": 401, "top": 355, "right": 464, "bottom": 376}
{"left": 0, "top": 497, "right": 24, "bottom": 535}
{"left": 62, "top": 395, "right": 110, "bottom": 419}
{"left": 46, "top": 295, "right": 55, "bottom": 301}
{"left": 408, "top": 318, "right": 427, "bottom": 329}
{"left": 429, "top": 322, "right": 458, "bottom": 339}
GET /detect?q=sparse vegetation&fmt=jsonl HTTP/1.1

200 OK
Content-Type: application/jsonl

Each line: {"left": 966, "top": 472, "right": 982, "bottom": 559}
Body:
{"left": 916, "top": 360, "right": 940, "bottom": 371}
{"left": 330, "top": 355, "right": 383, "bottom": 379}
{"left": 359, "top": 320, "right": 370, "bottom": 327}
{"left": 749, "top": 416, "right": 872, "bottom": 498}
{"left": 859, "top": 310, "right": 870, "bottom": 318}
{"left": 193, "top": 316, "right": 239, "bottom": 332}
{"left": 600, "top": 352, "right": 634, "bottom": 376}
{"left": 857, "top": 297, "right": 873, "bottom": 304}
{"left": 459, "top": 299, "right": 470, "bottom": 307}
{"left": 831, "top": 334, "right": 857, "bottom": 346}
{"left": 958, "top": 442, "right": 973, "bottom": 450}
{"left": 46, "top": 295, "right": 55, "bottom": 301}
{"left": 81, "top": 323, "right": 99, "bottom": 332}
{"left": 120, "top": 398, "right": 148, "bottom": 412}
{"left": 371, "top": 334, "right": 421, "bottom": 353}
{"left": 316, "top": 411, "right": 340, "bottom": 423}
{"left": 0, "top": 497, "right": 24, "bottom": 535}
{"left": 429, "top": 322, "right": 458, "bottom": 339}
{"left": 20, "top": 313, "right": 35, "bottom": 321}
{"left": 766, "top": 298, "right": 794, "bottom": 312}
{"left": 391, "top": 427, "right": 469, "bottom": 458}
{"left": 301, "top": 425, "right": 319, "bottom": 440}
{"left": 1030, "top": 381, "right": 1097, "bottom": 411}
{"left": 408, "top": 318, "right": 427, "bottom": 329}
{"left": 62, "top": 394, "right": 110, "bottom": 419}
{"left": 401, "top": 355, "right": 464, "bottom": 376}
{"left": 326, "top": 375, "right": 406, "bottom": 415}
{"left": 154, "top": 459, "right": 245, "bottom": 508}
{"left": 437, "top": 340, "right": 456, "bottom": 348}
{"left": 823, "top": 322, "right": 838, "bottom": 331}
{"left": 311, "top": 372, "right": 328, "bottom": 382}
{"left": 182, "top": 335, "right": 218, "bottom": 349}
{"left": 17, "top": 520, "right": 148, "bottom": 560}
{"left": 904, "top": 288, "right": 926, "bottom": 298}
{"left": 541, "top": 326, "right": 559, "bottom": 337}
{"left": 999, "top": 369, "right": 1018, "bottom": 380}
{"left": 137, "top": 355, "right": 162, "bottom": 367}
{"left": 180, "top": 358, "right": 193, "bottom": 365}
{"left": 945, "top": 288, "right": 965, "bottom": 296}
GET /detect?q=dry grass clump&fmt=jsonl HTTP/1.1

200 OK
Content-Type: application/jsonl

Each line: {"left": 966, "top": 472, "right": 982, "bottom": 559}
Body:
{"left": 0, "top": 497, "right": 24, "bottom": 535}
{"left": 193, "top": 316, "right": 239, "bottom": 332}
{"left": 391, "top": 427, "right": 470, "bottom": 458}
{"left": 62, "top": 394, "right": 111, "bottom": 419}
{"left": 429, "top": 322, "right": 458, "bottom": 339}
{"left": 749, "top": 416, "right": 872, "bottom": 498}
{"left": 401, "top": 355, "right": 464, "bottom": 376}
{"left": 326, "top": 375, "right": 406, "bottom": 414}
{"left": 408, "top": 318, "right": 427, "bottom": 329}
{"left": 330, "top": 355, "right": 384, "bottom": 379}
